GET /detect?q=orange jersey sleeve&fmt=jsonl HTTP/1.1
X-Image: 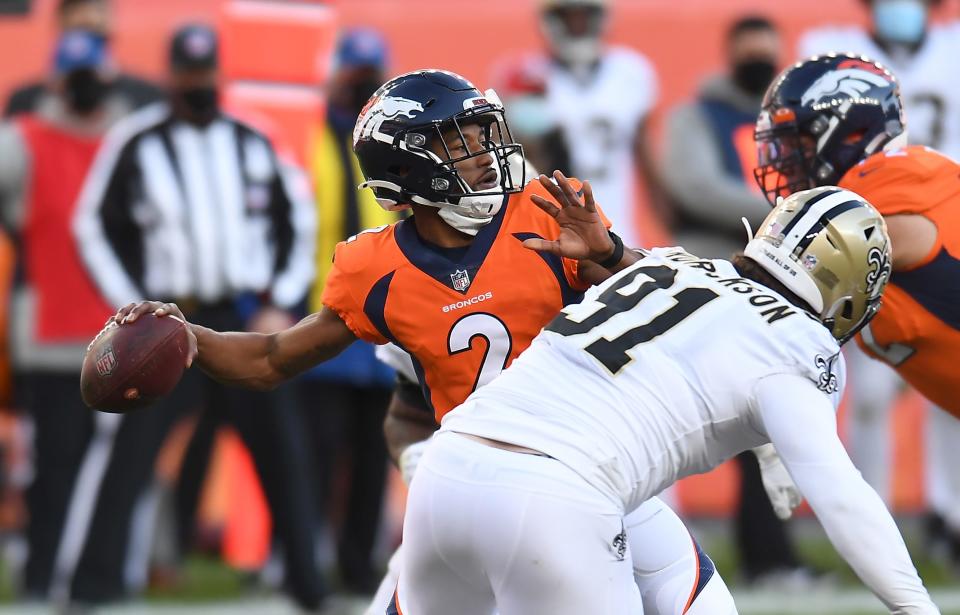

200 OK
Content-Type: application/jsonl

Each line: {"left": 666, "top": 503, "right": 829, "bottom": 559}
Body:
{"left": 320, "top": 225, "right": 396, "bottom": 344}
{"left": 845, "top": 145, "right": 960, "bottom": 417}
{"left": 839, "top": 146, "right": 960, "bottom": 216}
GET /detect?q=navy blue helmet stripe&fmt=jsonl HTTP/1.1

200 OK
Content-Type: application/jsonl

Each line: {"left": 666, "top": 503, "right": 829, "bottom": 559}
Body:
{"left": 779, "top": 188, "right": 841, "bottom": 237}
{"left": 792, "top": 199, "right": 863, "bottom": 255}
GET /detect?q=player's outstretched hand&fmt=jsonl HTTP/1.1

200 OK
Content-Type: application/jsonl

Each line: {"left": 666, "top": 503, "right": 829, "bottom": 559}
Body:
{"left": 524, "top": 171, "right": 615, "bottom": 263}
{"left": 112, "top": 301, "right": 198, "bottom": 367}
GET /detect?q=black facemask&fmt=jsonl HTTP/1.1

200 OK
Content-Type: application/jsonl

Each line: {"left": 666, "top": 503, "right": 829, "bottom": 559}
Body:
{"left": 174, "top": 86, "right": 219, "bottom": 125}
{"left": 64, "top": 69, "right": 109, "bottom": 115}
{"left": 733, "top": 59, "right": 777, "bottom": 96}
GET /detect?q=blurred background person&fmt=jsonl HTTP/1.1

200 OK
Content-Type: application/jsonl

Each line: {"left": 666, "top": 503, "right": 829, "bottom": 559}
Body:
{"left": 70, "top": 23, "right": 322, "bottom": 609}
{"left": 4, "top": 0, "right": 160, "bottom": 117}
{"left": 491, "top": 54, "right": 571, "bottom": 177}
{"left": 0, "top": 28, "right": 142, "bottom": 603}
{"left": 301, "top": 27, "right": 398, "bottom": 599}
{"left": 799, "top": 0, "right": 960, "bottom": 157}
{"left": 538, "top": 0, "right": 668, "bottom": 247}
{"left": 798, "top": 0, "right": 960, "bottom": 563}
{"left": 662, "top": 16, "right": 819, "bottom": 587}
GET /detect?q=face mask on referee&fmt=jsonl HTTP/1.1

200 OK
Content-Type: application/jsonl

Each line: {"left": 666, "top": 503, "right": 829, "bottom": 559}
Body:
{"left": 168, "top": 24, "right": 221, "bottom": 127}
{"left": 172, "top": 83, "right": 219, "bottom": 126}
{"left": 169, "top": 69, "right": 220, "bottom": 127}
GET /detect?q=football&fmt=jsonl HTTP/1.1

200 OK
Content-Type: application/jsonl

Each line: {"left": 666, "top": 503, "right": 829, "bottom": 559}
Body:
{"left": 80, "top": 313, "right": 190, "bottom": 413}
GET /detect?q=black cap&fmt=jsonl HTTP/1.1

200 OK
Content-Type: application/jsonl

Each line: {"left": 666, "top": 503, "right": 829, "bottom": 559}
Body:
{"left": 170, "top": 24, "right": 218, "bottom": 71}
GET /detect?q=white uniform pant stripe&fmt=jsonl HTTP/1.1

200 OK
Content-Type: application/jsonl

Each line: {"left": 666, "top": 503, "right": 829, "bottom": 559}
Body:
{"left": 50, "top": 412, "right": 123, "bottom": 602}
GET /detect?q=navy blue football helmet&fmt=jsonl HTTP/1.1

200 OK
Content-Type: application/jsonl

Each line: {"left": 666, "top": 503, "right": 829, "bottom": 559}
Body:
{"left": 353, "top": 69, "right": 524, "bottom": 226}
{"left": 754, "top": 53, "right": 906, "bottom": 204}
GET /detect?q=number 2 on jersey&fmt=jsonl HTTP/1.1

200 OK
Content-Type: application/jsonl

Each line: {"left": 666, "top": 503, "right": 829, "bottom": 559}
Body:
{"left": 447, "top": 313, "right": 513, "bottom": 393}
{"left": 547, "top": 264, "right": 718, "bottom": 374}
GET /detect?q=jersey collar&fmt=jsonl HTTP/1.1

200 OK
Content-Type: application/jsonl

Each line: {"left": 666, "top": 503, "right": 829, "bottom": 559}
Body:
{"left": 393, "top": 194, "right": 509, "bottom": 294}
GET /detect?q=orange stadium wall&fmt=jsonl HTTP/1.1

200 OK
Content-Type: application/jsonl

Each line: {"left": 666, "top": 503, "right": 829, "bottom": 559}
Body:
{"left": 0, "top": 0, "right": 950, "bottom": 520}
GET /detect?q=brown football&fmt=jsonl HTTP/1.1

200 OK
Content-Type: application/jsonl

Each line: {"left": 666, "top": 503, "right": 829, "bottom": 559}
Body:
{"left": 80, "top": 314, "right": 189, "bottom": 413}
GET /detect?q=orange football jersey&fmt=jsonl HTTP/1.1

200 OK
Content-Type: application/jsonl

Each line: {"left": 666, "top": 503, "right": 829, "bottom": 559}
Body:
{"left": 841, "top": 146, "right": 960, "bottom": 416}
{"left": 322, "top": 180, "right": 608, "bottom": 420}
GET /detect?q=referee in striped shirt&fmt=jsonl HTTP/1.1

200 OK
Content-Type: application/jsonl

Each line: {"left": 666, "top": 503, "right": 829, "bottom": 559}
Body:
{"left": 71, "top": 24, "right": 322, "bottom": 608}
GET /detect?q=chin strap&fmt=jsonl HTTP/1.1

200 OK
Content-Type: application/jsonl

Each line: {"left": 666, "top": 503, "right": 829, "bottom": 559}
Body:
{"left": 740, "top": 217, "right": 753, "bottom": 244}
{"left": 436, "top": 206, "right": 493, "bottom": 237}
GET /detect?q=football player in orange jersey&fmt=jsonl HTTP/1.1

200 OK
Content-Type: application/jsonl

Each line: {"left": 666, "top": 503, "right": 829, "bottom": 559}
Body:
{"left": 113, "top": 69, "right": 742, "bottom": 613}
{"left": 754, "top": 52, "right": 960, "bottom": 564}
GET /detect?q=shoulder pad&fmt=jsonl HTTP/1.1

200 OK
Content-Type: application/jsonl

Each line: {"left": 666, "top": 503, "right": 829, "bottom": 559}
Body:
{"left": 332, "top": 224, "right": 396, "bottom": 275}
{"left": 840, "top": 146, "right": 960, "bottom": 215}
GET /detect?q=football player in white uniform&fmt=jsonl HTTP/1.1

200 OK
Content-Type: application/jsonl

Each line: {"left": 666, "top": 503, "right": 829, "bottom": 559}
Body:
{"left": 395, "top": 185, "right": 941, "bottom": 614}
{"left": 539, "top": 0, "right": 663, "bottom": 247}
{"left": 798, "top": 0, "right": 960, "bottom": 550}
{"left": 371, "top": 340, "right": 758, "bottom": 615}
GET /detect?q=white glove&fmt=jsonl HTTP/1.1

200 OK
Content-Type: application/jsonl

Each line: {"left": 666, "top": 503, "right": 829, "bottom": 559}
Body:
{"left": 398, "top": 439, "right": 429, "bottom": 486}
{"left": 754, "top": 443, "right": 803, "bottom": 520}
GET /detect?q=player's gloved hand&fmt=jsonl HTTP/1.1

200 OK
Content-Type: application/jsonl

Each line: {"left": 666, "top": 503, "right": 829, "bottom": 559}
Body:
{"left": 754, "top": 443, "right": 802, "bottom": 520}
{"left": 398, "top": 439, "right": 430, "bottom": 486}
{"left": 523, "top": 171, "right": 614, "bottom": 263}
{"left": 113, "top": 301, "right": 198, "bottom": 367}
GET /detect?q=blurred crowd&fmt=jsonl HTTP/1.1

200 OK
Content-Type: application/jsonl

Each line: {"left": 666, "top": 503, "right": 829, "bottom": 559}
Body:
{"left": 0, "top": 0, "right": 955, "bottom": 612}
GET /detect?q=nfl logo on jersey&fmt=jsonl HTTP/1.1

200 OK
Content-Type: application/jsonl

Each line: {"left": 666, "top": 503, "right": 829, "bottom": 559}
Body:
{"left": 451, "top": 269, "right": 471, "bottom": 292}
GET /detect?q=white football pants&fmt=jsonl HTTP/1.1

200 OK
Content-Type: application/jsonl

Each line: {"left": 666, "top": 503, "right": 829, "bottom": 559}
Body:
{"left": 390, "top": 432, "right": 735, "bottom": 615}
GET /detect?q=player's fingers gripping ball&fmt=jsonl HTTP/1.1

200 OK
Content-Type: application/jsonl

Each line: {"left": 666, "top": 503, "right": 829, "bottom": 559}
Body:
{"left": 81, "top": 309, "right": 193, "bottom": 413}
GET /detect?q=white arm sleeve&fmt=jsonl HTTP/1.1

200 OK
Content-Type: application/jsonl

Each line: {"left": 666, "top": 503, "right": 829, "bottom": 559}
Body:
{"left": 756, "top": 374, "right": 939, "bottom": 615}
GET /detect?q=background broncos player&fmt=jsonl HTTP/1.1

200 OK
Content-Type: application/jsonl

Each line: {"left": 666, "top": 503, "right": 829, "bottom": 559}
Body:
{"left": 754, "top": 52, "right": 960, "bottom": 567}
{"left": 397, "top": 187, "right": 940, "bottom": 614}
{"left": 110, "top": 69, "right": 741, "bottom": 614}
{"left": 797, "top": 0, "right": 960, "bottom": 515}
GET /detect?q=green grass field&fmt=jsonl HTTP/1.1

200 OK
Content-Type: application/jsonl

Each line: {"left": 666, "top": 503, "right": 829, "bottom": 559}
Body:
{"left": 0, "top": 517, "right": 953, "bottom": 614}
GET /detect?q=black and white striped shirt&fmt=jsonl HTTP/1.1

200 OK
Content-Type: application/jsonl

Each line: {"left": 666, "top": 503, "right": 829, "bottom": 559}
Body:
{"left": 73, "top": 102, "right": 315, "bottom": 309}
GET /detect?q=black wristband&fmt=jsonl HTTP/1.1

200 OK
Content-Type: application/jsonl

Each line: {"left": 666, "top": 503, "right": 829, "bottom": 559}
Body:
{"left": 598, "top": 231, "right": 624, "bottom": 269}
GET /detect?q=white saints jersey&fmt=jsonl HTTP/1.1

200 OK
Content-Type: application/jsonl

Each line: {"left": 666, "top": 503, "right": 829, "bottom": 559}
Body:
{"left": 798, "top": 23, "right": 960, "bottom": 160}
{"left": 545, "top": 47, "right": 658, "bottom": 247}
{"left": 441, "top": 247, "right": 845, "bottom": 511}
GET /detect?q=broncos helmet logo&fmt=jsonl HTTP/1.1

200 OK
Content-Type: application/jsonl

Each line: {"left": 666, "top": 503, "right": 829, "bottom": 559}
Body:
{"left": 800, "top": 69, "right": 891, "bottom": 107}
{"left": 353, "top": 96, "right": 426, "bottom": 146}
{"left": 378, "top": 96, "right": 425, "bottom": 119}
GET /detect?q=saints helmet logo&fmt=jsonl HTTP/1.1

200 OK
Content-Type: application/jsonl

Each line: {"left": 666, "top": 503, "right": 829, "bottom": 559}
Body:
{"left": 865, "top": 246, "right": 892, "bottom": 299}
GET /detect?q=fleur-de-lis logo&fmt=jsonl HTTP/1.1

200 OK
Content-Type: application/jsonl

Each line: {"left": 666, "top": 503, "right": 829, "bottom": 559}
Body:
{"left": 815, "top": 353, "right": 840, "bottom": 394}
{"left": 865, "top": 246, "right": 892, "bottom": 299}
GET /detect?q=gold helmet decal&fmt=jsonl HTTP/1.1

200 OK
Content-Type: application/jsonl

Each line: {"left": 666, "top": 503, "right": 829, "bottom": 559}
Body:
{"left": 744, "top": 186, "right": 892, "bottom": 344}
